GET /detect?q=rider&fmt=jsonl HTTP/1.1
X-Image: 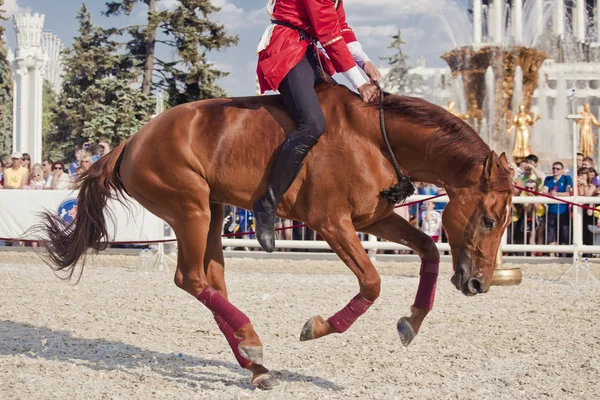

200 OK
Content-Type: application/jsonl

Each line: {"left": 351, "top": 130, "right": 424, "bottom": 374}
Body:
{"left": 254, "top": 0, "right": 381, "bottom": 252}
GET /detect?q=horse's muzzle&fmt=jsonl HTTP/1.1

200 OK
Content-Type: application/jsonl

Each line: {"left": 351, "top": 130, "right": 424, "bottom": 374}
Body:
{"left": 451, "top": 262, "right": 485, "bottom": 296}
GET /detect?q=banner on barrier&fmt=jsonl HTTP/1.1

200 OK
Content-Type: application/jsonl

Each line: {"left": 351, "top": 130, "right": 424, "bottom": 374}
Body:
{"left": 0, "top": 190, "right": 164, "bottom": 241}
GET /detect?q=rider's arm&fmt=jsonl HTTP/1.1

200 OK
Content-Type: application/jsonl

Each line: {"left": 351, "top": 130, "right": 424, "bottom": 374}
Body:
{"left": 303, "top": 0, "right": 368, "bottom": 89}
{"left": 336, "top": 2, "right": 370, "bottom": 69}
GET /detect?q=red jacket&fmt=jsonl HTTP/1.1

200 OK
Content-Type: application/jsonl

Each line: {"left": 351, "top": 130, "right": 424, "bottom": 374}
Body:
{"left": 257, "top": 0, "right": 358, "bottom": 93}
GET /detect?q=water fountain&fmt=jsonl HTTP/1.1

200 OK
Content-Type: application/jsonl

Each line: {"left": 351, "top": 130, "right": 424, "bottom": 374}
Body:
{"left": 441, "top": 44, "right": 548, "bottom": 155}
{"left": 430, "top": 0, "right": 600, "bottom": 164}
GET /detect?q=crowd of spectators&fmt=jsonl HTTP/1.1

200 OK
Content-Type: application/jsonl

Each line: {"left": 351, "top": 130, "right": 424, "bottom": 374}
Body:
{"left": 507, "top": 153, "right": 600, "bottom": 256}
{"left": 2, "top": 142, "right": 598, "bottom": 253}
{"left": 0, "top": 139, "right": 112, "bottom": 190}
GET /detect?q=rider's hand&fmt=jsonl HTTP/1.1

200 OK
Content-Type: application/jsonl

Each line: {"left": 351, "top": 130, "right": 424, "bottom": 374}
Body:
{"left": 362, "top": 61, "right": 381, "bottom": 84}
{"left": 358, "top": 83, "right": 379, "bottom": 103}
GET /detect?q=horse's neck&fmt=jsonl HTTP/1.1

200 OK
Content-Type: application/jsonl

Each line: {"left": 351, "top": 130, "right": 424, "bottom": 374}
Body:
{"left": 392, "top": 122, "right": 481, "bottom": 192}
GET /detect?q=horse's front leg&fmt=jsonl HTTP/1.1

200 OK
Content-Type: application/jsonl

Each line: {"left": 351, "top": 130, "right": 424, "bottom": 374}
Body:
{"left": 362, "top": 211, "right": 440, "bottom": 347}
{"left": 299, "top": 218, "right": 381, "bottom": 341}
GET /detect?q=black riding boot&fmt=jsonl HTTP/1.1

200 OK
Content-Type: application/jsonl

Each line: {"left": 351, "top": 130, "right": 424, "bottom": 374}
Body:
{"left": 253, "top": 134, "right": 319, "bottom": 252}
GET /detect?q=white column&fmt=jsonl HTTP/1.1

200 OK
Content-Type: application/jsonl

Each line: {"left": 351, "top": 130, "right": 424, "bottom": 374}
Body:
{"left": 495, "top": 0, "right": 503, "bottom": 44}
{"left": 16, "top": 67, "right": 29, "bottom": 155}
{"left": 513, "top": 0, "right": 523, "bottom": 44}
{"left": 11, "top": 72, "right": 18, "bottom": 153}
{"left": 12, "top": 13, "right": 47, "bottom": 162}
{"left": 555, "top": 0, "right": 565, "bottom": 37}
{"left": 32, "top": 64, "right": 44, "bottom": 164}
{"left": 576, "top": 0, "right": 587, "bottom": 42}
{"left": 473, "top": 0, "right": 483, "bottom": 45}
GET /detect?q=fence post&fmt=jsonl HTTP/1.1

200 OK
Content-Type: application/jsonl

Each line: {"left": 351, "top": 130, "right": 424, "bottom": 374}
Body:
{"left": 567, "top": 101, "right": 583, "bottom": 262}
{"left": 368, "top": 234, "right": 378, "bottom": 262}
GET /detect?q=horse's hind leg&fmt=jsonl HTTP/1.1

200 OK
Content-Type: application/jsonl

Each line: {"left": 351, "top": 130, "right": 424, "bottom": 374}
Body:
{"left": 171, "top": 185, "right": 265, "bottom": 366}
{"left": 362, "top": 212, "right": 440, "bottom": 347}
{"left": 299, "top": 219, "right": 381, "bottom": 341}
{"left": 202, "top": 202, "right": 277, "bottom": 390}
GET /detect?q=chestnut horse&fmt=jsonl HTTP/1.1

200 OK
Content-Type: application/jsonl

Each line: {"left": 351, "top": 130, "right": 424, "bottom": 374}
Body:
{"left": 39, "top": 83, "right": 512, "bottom": 389}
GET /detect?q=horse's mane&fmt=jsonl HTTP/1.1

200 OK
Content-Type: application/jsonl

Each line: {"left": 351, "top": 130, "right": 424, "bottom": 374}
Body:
{"left": 375, "top": 93, "right": 513, "bottom": 193}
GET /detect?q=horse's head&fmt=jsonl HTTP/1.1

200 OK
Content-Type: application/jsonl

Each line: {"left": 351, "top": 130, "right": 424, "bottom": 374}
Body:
{"left": 442, "top": 151, "right": 513, "bottom": 296}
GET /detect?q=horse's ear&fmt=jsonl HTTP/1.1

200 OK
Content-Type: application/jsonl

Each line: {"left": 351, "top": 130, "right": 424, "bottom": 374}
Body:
{"left": 498, "top": 152, "right": 510, "bottom": 172}
{"left": 483, "top": 151, "right": 497, "bottom": 183}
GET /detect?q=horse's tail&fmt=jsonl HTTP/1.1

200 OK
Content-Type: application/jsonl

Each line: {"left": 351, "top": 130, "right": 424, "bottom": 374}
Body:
{"left": 37, "top": 140, "right": 130, "bottom": 280}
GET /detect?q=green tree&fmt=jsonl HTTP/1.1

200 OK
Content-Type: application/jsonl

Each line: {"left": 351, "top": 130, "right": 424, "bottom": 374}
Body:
{"left": 380, "top": 30, "right": 426, "bottom": 96}
{"left": 42, "top": 81, "right": 58, "bottom": 159}
{"left": 49, "top": 3, "right": 153, "bottom": 160}
{"left": 0, "top": 0, "right": 13, "bottom": 155}
{"left": 104, "top": 0, "right": 238, "bottom": 106}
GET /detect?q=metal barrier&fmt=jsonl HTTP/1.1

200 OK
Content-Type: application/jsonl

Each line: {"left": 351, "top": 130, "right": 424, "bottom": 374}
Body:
{"left": 219, "top": 194, "right": 600, "bottom": 260}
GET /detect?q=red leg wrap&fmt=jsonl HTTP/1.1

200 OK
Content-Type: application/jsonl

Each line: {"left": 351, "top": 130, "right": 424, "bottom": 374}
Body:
{"left": 413, "top": 259, "right": 439, "bottom": 310}
{"left": 327, "top": 294, "right": 374, "bottom": 333}
{"left": 196, "top": 287, "right": 250, "bottom": 331}
{"left": 214, "top": 315, "right": 252, "bottom": 369}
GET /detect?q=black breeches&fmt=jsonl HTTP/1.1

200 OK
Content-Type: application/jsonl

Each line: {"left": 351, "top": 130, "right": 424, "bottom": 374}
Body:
{"left": 278, "top": 50, "right": 326, "bottom": 145}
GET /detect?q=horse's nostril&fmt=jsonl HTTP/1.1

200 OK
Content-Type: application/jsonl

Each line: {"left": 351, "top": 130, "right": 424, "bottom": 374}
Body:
{"left": 468, "top": 278, "right": 484, "bottom": 294}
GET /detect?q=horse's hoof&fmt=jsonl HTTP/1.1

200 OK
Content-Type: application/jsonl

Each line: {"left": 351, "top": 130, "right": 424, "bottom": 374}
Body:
{"left": 397, "top": 317, "right": 417, "bottom": 347}
{"left": 239, "top": 345, "right": 263, "bottom": 365}
{"left": 300, "top": 316, "right": 321, "bottom": 341}
{"left": 251, "top": 373, "right": 278, "bottom": 390}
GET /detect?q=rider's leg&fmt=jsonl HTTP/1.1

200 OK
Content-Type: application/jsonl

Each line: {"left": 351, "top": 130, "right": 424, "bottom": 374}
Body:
{"left": 253, "top": 50, "right": 325, "bottom": 252}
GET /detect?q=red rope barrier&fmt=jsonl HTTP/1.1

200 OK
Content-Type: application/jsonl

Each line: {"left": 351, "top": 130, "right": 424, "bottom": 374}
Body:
{"left": 514, "top": 184, "right": 599, "bottom": 212}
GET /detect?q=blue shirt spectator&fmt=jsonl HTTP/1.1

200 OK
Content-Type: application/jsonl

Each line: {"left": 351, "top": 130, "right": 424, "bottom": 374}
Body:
{"left": 68, "top": 148, "right": 82, "bottom": 176}
{"left": 543, "top": 163, "right": 572, "bottom": 215}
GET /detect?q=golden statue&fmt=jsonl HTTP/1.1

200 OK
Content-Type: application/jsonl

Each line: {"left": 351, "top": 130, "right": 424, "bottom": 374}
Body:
{"left": 447, "top": 101, "right": 468, "bottom": 120}
{"left": 465, "top": 99, "right": 484, "bottom": 130}
{"left": 506, "top": 104, "right": 541, "bottom": 159}
{"left": 576, "top": 103, "right": 600, "bottom": 158}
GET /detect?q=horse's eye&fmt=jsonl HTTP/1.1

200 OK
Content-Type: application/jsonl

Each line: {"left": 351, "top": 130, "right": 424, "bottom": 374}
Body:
{"left": 482, "top": 216, "right": 496, "bottom": 230}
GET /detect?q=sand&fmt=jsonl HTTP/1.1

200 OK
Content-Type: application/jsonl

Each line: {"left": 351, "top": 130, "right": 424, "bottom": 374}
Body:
{"left": 0, "top": 252, "right": 598, "bottom": 399}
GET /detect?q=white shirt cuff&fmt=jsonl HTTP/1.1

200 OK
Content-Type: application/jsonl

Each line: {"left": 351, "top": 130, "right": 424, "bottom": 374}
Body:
{"left": 342, "top": 65, "right": 368, "bottom": 90}
{"left": 347, "top": 41, "right": 371, "bottom": 68}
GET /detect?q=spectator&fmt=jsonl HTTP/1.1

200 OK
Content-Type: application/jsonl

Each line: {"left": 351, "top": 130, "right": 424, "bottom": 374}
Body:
{"left": 22, "top": 152, "right": 31, "bottom": 171}
{"left": 519, "top": 163, "right": 543, "bottom": 190}
{"left": 588, "top": 167, "right": 599, "bottom": 187}
{"left": 524, "top": 154, "right": 545, "bottom": 183}
{"left": 542, "top": 162, "right": 573, "bottom": 251}
{"left": 73, "top": 154, "right": 93, "bottom": 180}
{"left": 518, "top": 160, "right": 527, "bottom": 175}
{"left": 514, "top": 179, "right": 544, "bottom": 247}
{"left": 582, "top": 156, "right": 595, "bottom": 169}
{"left": 275, "top": 217, "right": 292, "bottom": 251}
{"left": 26, "top": 164, "right": 46, "bottom": 190}
{"left": 92, "top": 138, "right": 112, "bottom": 162}
{"left": 41, "top": 158, "right": 53, "bottom": 181}
{"left": 46, "top": 160, "right": 72, "bottom": 190}
{"left": 0, "top": 158, "right": 4, "bottom": 187}
{"left": 420, "top": 201, "right": 442, "bottom": 243}
{"left": 68, "top": 148, "right": 82, "bottom": 176}
{"left": 4, "top": 152, "right": 29, "bottom": 189}
{"left": 568, "top": 152, "right": 585, "bottom": 181}
{"left": 578, "top": 167, "right": 597, "bottom": 252}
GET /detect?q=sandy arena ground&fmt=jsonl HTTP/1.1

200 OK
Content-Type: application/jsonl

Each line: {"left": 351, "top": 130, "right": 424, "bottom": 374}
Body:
{"left": 0, "top": 252, "right": 599, "bottom": 399}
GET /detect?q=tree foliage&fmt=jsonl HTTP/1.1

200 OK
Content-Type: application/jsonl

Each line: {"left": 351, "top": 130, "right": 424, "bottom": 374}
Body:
{"left": 48, "top": 3, "right": 153, "bottom": 160}
{"left": 380, "top": 30, "right": 426, "bottom": 96}
{"left": 104, "top": 0, "right": 238, "bottom": 106}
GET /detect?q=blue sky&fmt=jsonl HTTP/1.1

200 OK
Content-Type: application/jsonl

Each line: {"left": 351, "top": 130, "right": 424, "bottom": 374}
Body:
{"left": 1, "top": 0, "right": 470, "bottom": 96}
